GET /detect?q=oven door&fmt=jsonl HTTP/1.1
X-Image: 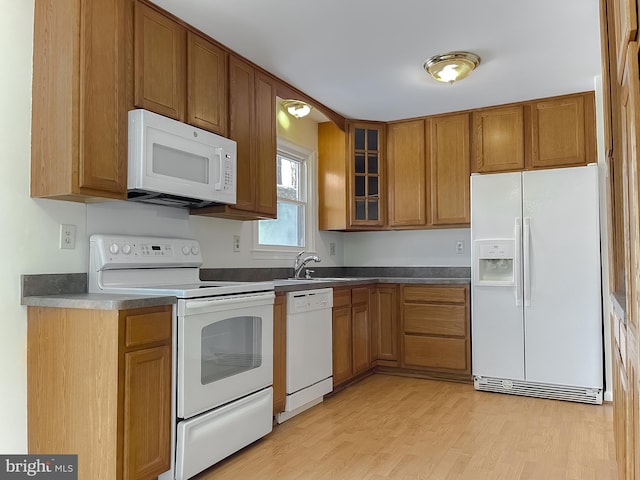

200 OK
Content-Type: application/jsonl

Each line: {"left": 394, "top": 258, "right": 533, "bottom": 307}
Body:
{"left": 177, "top": 291, "right": 274, "bottom": 419}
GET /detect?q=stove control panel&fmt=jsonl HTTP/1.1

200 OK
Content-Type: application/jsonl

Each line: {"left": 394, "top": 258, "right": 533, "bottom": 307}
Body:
{"left": 90, "top": 234, "right": 203, "bottom": 269}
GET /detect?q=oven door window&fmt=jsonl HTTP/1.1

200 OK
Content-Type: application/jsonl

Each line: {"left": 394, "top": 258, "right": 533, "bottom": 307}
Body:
{"left": 201, "top": 316, "right": 262, "bottom": 385}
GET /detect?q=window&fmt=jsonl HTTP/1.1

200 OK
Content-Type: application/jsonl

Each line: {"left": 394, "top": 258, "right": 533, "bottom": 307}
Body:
{"left": 255, "top": 141, "right": 315, "bottom": 255}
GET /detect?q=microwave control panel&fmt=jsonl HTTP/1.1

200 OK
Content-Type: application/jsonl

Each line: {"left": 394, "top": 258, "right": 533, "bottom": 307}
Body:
{"left": 217, "top": 149, "right": 235, "bottom": 192}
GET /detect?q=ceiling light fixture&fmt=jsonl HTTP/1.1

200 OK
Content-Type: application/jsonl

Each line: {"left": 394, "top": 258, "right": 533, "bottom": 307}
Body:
{"left": 283, "top": 100, "right": 312, "bottom": 118}
{"left": 423, "top": 51, "right": 481, "bottom": 84}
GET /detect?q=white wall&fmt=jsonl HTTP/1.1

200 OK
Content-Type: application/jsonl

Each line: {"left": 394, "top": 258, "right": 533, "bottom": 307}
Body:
{"left": 1, "top": 0, "right": 88, "bottom": 452}
{"left": 343, "top": 228, "right": 471, "bottom": 266}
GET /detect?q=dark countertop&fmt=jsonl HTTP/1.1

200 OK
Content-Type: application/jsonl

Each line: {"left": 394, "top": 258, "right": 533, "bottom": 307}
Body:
{"left": 273, "top": 276, "right": 470, "bottom": 292}
{"left": 21, "top": 273, "right": 470, "bottom": 307}
{"left": 22, "top": 293, "right": 176, "bottom": 310}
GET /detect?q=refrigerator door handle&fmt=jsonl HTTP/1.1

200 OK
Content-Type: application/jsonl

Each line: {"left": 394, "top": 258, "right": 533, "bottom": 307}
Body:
{"left": 523, "top": 217, "right": 531, "bottom": 307}
{"left": 515, "top": 218, "right": 523, "bottom": 306}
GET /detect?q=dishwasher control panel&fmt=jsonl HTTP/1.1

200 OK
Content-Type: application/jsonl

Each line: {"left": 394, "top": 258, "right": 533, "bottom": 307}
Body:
{"left": 287, "top": 288, "right": 333, "bottom": 314}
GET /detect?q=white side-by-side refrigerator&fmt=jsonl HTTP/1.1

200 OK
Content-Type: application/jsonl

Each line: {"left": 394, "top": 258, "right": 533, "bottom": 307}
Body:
{"left": 470, "top": 164, "right": 603, "bottom": 404}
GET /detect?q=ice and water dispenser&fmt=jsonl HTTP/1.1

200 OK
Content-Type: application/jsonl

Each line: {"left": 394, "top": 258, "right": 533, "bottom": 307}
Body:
{"left": 474, "top": 240, "right": 516, "bottom": 285}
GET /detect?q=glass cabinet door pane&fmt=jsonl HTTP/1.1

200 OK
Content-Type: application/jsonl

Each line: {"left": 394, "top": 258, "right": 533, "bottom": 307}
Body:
{"left": 355, "top": 200, "right": 366, "bottom": 220}
{"left": 355, "top": 154, "right": 366, "bottom": 173}
{"left": 368, "top": 176, "right": 378, "bottom": 196}
{"left": 367, "top": 129, "right": 378, "bottom": 150}
{"left": 354, "top": 128, "right": 366, "bottom": 150}
{"left": 367, "top": 200, "right": 379, "bottom": 220}
{"left": 368, "top": 154, "right": 378, "bottom": 174}
{"left": 355, "top": 176, "right": 365, "bottom": 196}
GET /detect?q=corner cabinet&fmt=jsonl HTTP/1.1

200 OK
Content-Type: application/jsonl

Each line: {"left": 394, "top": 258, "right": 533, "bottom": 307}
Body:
{"left": 192, "top": 56, "right": 277, "bottom": 220}
{"left": 318, "top": 122, "right": 387, "bottom": 230}
{"left": 349, "top": 123, "right": 386, "bottom": 228}
{"left": 31, "top": 0, "right": 128, "bottom": 201}
{"left": 27, "top": 305, "right": 172, "bottom": 480}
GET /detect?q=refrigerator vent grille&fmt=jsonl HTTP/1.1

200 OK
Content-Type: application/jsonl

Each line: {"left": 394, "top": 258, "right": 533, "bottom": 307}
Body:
{"left": 474, "top": 376, "right": 603, "bottom": 405}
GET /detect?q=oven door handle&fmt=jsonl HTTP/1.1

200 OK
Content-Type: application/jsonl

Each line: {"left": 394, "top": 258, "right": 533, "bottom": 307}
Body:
{"left": 182, "top": 291, "right": 275, "bottom": 315}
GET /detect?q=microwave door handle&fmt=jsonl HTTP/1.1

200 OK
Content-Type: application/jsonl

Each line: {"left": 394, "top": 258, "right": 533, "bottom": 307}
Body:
{"left": 214, "top": 147, "right": 223, "bottom": 191}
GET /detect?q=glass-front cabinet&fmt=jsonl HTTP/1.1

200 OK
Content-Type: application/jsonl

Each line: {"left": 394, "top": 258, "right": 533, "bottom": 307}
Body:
{"left": 349, "top": 122, "right": 386, "bottom": 227}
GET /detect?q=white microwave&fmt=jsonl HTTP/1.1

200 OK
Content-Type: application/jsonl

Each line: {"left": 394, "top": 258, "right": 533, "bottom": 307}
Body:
{"left": 128, "top": 109, "right": 237, "bottom": 208}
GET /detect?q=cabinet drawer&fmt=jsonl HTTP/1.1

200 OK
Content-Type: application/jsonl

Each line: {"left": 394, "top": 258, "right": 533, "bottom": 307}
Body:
{"left": 403, "top": 335, "right": 467, "bottom": 371}
{"left": 403, "top": 304, "right": 466, "bottom": 336}
{"left": 333, "top": 288, "right": 352, "bottom": 308}
{"left": 125, "top": 309, "right": 172, "bottom": 348}
{"left": 351, "top": 287, "right": 369, "bottom": 305}
{"left": 403, "top": 285, "right": 466, "bottom": 303}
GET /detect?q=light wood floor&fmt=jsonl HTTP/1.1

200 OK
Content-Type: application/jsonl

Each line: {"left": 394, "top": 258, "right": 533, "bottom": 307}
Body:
{"left": 194, "top": 375, "right": 618, "bottom": 480}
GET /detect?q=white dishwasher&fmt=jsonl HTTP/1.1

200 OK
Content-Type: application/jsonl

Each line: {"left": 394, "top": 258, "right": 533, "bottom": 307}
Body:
{"left": 276, "top": 288, "right": 333, "bottom": 423}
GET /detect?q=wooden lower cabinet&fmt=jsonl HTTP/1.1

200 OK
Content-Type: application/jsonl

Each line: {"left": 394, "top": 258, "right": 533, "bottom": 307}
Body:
{"left": 272, "top": 293, "right": 286, "bottom": 415}
{"left": 373, "top": 284, "right": 399, "bottom": 366}
{"left": 27, "top": 305, "right": 172, "bottom": 480}
{"left": 399, "top": 284, "right": 471, "bottom": 379}
{"left": 332, "top": 287, "right": 373, "bottom": 388}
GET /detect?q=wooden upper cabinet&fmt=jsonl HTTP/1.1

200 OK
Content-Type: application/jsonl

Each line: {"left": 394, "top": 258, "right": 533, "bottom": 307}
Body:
{"left": 318, "top": 122, "right": 348, "bottom": 231}
{"left": 228, "top": 56, "right": 256, "bottom": 213}
{"left": 193, "top": 56, "right": 277, "bottom": 219}
{"left": 348, "top": 122, "right": 386, "bottom": 228}
{"left": 613, "top": 0, "right": 638, "bottom": 80}
{"left": 387, "top": 120, "right": 427, "bottom": 227}
{"left": 621, "top": 41, "right": 640, "bottom": 333}
{"left": 427, "top": 113, "right": 471, "bottom": 225}
{"left": 187, "top": 32, "right": 228, "bottom": 136}
{"left": 529, "top": 92, "right": 596, "bottom": 169}
{"left": 134, "top": 1, "right": 186, "bottom": 121}
{"left": 471, "top": 104, "right": 526, "bottom": 173}
{"left": 471, "top": 92, "right": 595, "bottom": 174}
{"left": 31, "top": 0, "right": 127, "bottom": 201}
{"left": 254, "top": 72, "right": 278, "bottom": 218}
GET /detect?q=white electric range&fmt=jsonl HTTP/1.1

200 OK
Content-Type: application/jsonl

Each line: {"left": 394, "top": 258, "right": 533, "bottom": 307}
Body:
{"left": 88, "top": 234, "right": 275, "bottom": 480}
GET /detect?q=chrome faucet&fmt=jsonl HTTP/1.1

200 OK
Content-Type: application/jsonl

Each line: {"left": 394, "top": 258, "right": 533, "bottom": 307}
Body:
{"left": 293, "top": 251, "right": 321, "bottom": 279}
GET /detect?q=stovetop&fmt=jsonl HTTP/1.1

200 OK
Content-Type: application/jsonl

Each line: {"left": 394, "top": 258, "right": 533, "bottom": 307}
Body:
{"left": 109, "top": 280, "right": 275, "bottom": 299}
{"left": 88, "top": 234, "right": 274, "bottom": 298}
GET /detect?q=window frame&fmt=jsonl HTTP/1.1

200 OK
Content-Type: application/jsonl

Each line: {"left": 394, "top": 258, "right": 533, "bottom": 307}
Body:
{"left": 252, "top": 138, "right": 317, "bottom": 260}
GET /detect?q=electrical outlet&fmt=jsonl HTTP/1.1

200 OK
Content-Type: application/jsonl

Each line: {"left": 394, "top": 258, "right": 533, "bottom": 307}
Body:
{"left": 329, "top": 242, "right": 336, "bottom": 256}
{"left": 455, "top": 240, "right": 464, "bottom": 254}
{"left": 59, "top": 224, "right": 76, "bottom": 249}
{"left": 233, "top": 235, "right": 240, "bottom": 252}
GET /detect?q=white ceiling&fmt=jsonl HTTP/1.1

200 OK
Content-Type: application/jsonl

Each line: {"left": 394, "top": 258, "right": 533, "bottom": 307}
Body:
{"left": 152, "top": 0, "right": 603, "bottom": 122}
